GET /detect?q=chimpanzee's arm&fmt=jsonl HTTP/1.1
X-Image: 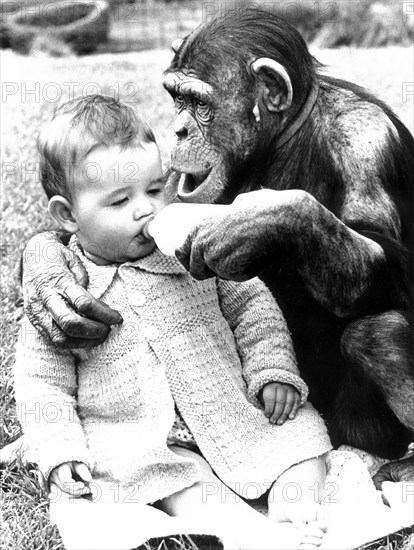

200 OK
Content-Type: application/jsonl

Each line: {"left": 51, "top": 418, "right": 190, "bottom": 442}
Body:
{"left": 297, "top": 107, "right": 412, "bottom": 317}
{"left": 22, "top": 232, "right": 122, "bottom": 347}
{"left": 176, "top": 190, "right": 387, "bottom": 316}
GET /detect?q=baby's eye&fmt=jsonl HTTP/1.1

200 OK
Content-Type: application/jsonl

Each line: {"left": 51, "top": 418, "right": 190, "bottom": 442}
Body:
{"left": 111, "top": 197, "right": 128, "bottom": 206}
{"left": 147, "top": 188, "right": 163, "bottom": 196}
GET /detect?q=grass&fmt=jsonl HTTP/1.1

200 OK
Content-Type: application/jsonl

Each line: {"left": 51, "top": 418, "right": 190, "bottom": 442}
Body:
{"left": 0, "top": 459, "right": 62, "bottom": 550}
{"left": 361, "top": 528, "right": 414, "bottom": 550}
{"left": 1, "top": 46, "right": 414, "bottom": 549}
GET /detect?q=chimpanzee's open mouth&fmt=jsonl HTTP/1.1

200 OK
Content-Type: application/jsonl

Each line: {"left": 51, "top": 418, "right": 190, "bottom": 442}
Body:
{"left": 178, "top": 169, "right": 212, "bottom": 200}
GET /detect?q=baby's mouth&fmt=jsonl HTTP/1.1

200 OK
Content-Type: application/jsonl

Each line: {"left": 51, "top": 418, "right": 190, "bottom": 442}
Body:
{"left": 135, "top": 216, "right": 156, "bottom": 244}
{"left": 135, "top": 233, "right": 152, "bottom": 244}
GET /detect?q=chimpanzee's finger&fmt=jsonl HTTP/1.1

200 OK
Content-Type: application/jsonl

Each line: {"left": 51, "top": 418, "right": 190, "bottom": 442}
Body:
{"left": 49, "top": 321, "right": 109, "bottom": 348}
{"left": 21, "top": 303, "right": 108, "bottom": 348}
{"left": 374, "top": 454, "right": 414, "bottom": 490}
{"left": 44, "top": 294, "right": 112, "bottom": 342}
{"left": 175, "top": 237, "right": 193, "bottom": 272}
{"left": 65, "top": 247, "right": 89, "bottom": 288}
{"left": 176, "top": 238, "right": 216, "bottom": 280}
{"left": 61, "top": 281, "right": 123, "bottom": 326}
{"left": 190, "top": 255, "right": 217, "bottom": 280}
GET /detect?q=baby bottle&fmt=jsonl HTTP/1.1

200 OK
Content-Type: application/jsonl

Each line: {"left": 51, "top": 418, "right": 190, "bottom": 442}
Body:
{"left": 143, "top": 203, "right": 229, "bottom": 257}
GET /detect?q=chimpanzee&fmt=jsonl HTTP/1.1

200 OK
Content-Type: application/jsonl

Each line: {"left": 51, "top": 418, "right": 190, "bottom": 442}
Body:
{"left": 21, "top": 9, "right": 413, "bottom": 484}
{"left": 162, "top": 9, "right": 414, "bottom": 482}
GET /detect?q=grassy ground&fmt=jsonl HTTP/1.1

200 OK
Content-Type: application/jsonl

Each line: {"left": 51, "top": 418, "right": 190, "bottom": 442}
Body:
{"left": 1, "top": 47, "right": 414, "bottom": 549}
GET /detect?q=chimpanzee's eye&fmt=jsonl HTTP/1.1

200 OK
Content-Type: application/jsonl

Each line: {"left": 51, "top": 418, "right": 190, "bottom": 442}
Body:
{"left": 175, "top": 95, "right": 185, "bottom": 112}
{"left": 195, "top": 100, "right": 213, "bottom": 124}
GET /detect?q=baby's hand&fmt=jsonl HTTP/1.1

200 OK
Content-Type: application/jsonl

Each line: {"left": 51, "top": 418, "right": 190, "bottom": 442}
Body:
{"left": 260, "top": 382, "right": 300, "bottom": 425}
{"left": 49, "top": 461, "right": 92, "bottom": 498}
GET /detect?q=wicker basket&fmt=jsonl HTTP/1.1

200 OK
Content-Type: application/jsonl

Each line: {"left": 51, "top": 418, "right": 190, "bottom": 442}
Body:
{"left": 7, "top": 0, "right": 109, "bottom": 54}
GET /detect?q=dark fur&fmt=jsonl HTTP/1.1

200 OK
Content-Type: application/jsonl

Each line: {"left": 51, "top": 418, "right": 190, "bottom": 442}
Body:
{"left": 165, "top": 9, "right": 414, "bottom": 461}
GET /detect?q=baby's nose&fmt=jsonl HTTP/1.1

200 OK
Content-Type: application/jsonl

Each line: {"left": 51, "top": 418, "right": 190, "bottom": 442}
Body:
{"left": 133, "top": 200, "right": 153, "bottom": 220}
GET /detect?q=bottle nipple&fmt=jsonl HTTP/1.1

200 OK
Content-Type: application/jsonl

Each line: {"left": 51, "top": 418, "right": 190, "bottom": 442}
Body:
{"left": 142, "top": 215, "right": 155, "bottom": 240}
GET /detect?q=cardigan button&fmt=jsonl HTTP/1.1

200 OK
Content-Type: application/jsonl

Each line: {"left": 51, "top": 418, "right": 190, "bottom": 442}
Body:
{"left": 130, "top": 291, "right": 146, "bottom": 308}
{"left": 119, "top": 266, "right": 136, "bottom": 276}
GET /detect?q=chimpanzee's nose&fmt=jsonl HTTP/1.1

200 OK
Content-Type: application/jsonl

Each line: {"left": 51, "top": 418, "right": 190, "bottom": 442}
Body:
{"left": 175, "top": 127, "right": 188, "bottom": 140}
{"left": 174, "top": 112, "right": 190, "bottom": 140}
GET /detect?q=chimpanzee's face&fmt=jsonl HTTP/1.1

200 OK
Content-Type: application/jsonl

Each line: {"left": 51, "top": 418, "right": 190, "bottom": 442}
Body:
{"left": 163, "top": 56, "right": 259, "bottom": 204}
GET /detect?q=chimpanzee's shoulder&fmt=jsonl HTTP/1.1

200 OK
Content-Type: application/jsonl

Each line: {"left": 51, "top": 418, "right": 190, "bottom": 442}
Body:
{"left": 317, "top": 77, "right": 399, "bottom": 155}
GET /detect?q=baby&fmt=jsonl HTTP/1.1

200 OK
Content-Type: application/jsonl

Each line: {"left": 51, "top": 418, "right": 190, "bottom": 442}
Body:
{"left": 14, "top": 94, "right": 332, "bottom": 550}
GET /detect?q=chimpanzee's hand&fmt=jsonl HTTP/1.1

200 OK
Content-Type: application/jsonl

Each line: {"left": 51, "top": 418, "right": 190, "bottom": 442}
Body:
{"left": 23, "top": 232, "right": 123, "bottom": 348}
{"left": 372, "top": 453, "right": 414, "bottom": 490}
{"left": 176, "top": 190, "right": 287, "bottom": 281}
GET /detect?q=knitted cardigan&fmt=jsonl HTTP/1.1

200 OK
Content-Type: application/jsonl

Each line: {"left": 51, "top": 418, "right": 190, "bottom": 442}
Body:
{"left": 14, "top": 239, "right": 332, "bottom": 504}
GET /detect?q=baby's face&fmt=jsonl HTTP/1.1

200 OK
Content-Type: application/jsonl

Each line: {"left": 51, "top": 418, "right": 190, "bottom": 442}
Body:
{"left": 71, "top": 143, "right": 166, "bottom": 264}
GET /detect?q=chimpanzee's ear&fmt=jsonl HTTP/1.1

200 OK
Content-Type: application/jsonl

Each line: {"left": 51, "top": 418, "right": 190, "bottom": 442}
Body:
{"left": 251, "top": 58, "right": 293, "bottom": 113}
{"left": 171, "top": 38, "right": 184, "bottom": 53}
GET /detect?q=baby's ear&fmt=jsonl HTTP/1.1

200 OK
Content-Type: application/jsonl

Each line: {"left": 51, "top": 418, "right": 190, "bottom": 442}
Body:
{"left": 48, "top": 196, "right": 78, "bottom": 233}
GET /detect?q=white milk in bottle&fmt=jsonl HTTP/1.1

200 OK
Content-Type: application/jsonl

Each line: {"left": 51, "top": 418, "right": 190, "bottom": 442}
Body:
{"left": 143, "top": 203, "right": 229, "bottom": 257}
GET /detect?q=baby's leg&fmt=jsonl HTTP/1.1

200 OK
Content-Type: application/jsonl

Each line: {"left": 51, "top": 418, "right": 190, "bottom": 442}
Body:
{"left": 267, "top": 455, "right": 327, "bottom": 548}
{"left": 268, "top": 455, "right": 327, "bottom": 525}
{"left": 161, "top": 446, "right": 310, "bottom": 550}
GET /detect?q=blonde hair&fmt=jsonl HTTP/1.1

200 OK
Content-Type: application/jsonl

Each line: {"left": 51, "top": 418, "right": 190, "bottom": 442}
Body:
{"left": 38, "top": 94, "right": 156, "bottom": 199}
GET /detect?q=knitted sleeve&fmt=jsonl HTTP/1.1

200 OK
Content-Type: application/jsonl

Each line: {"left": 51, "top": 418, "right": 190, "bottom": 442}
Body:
{"left": 13, "top": 316, "right": 92, "bottom": 485}
{"left": 216, "top": 278, "right": 308, "bottom": 407}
